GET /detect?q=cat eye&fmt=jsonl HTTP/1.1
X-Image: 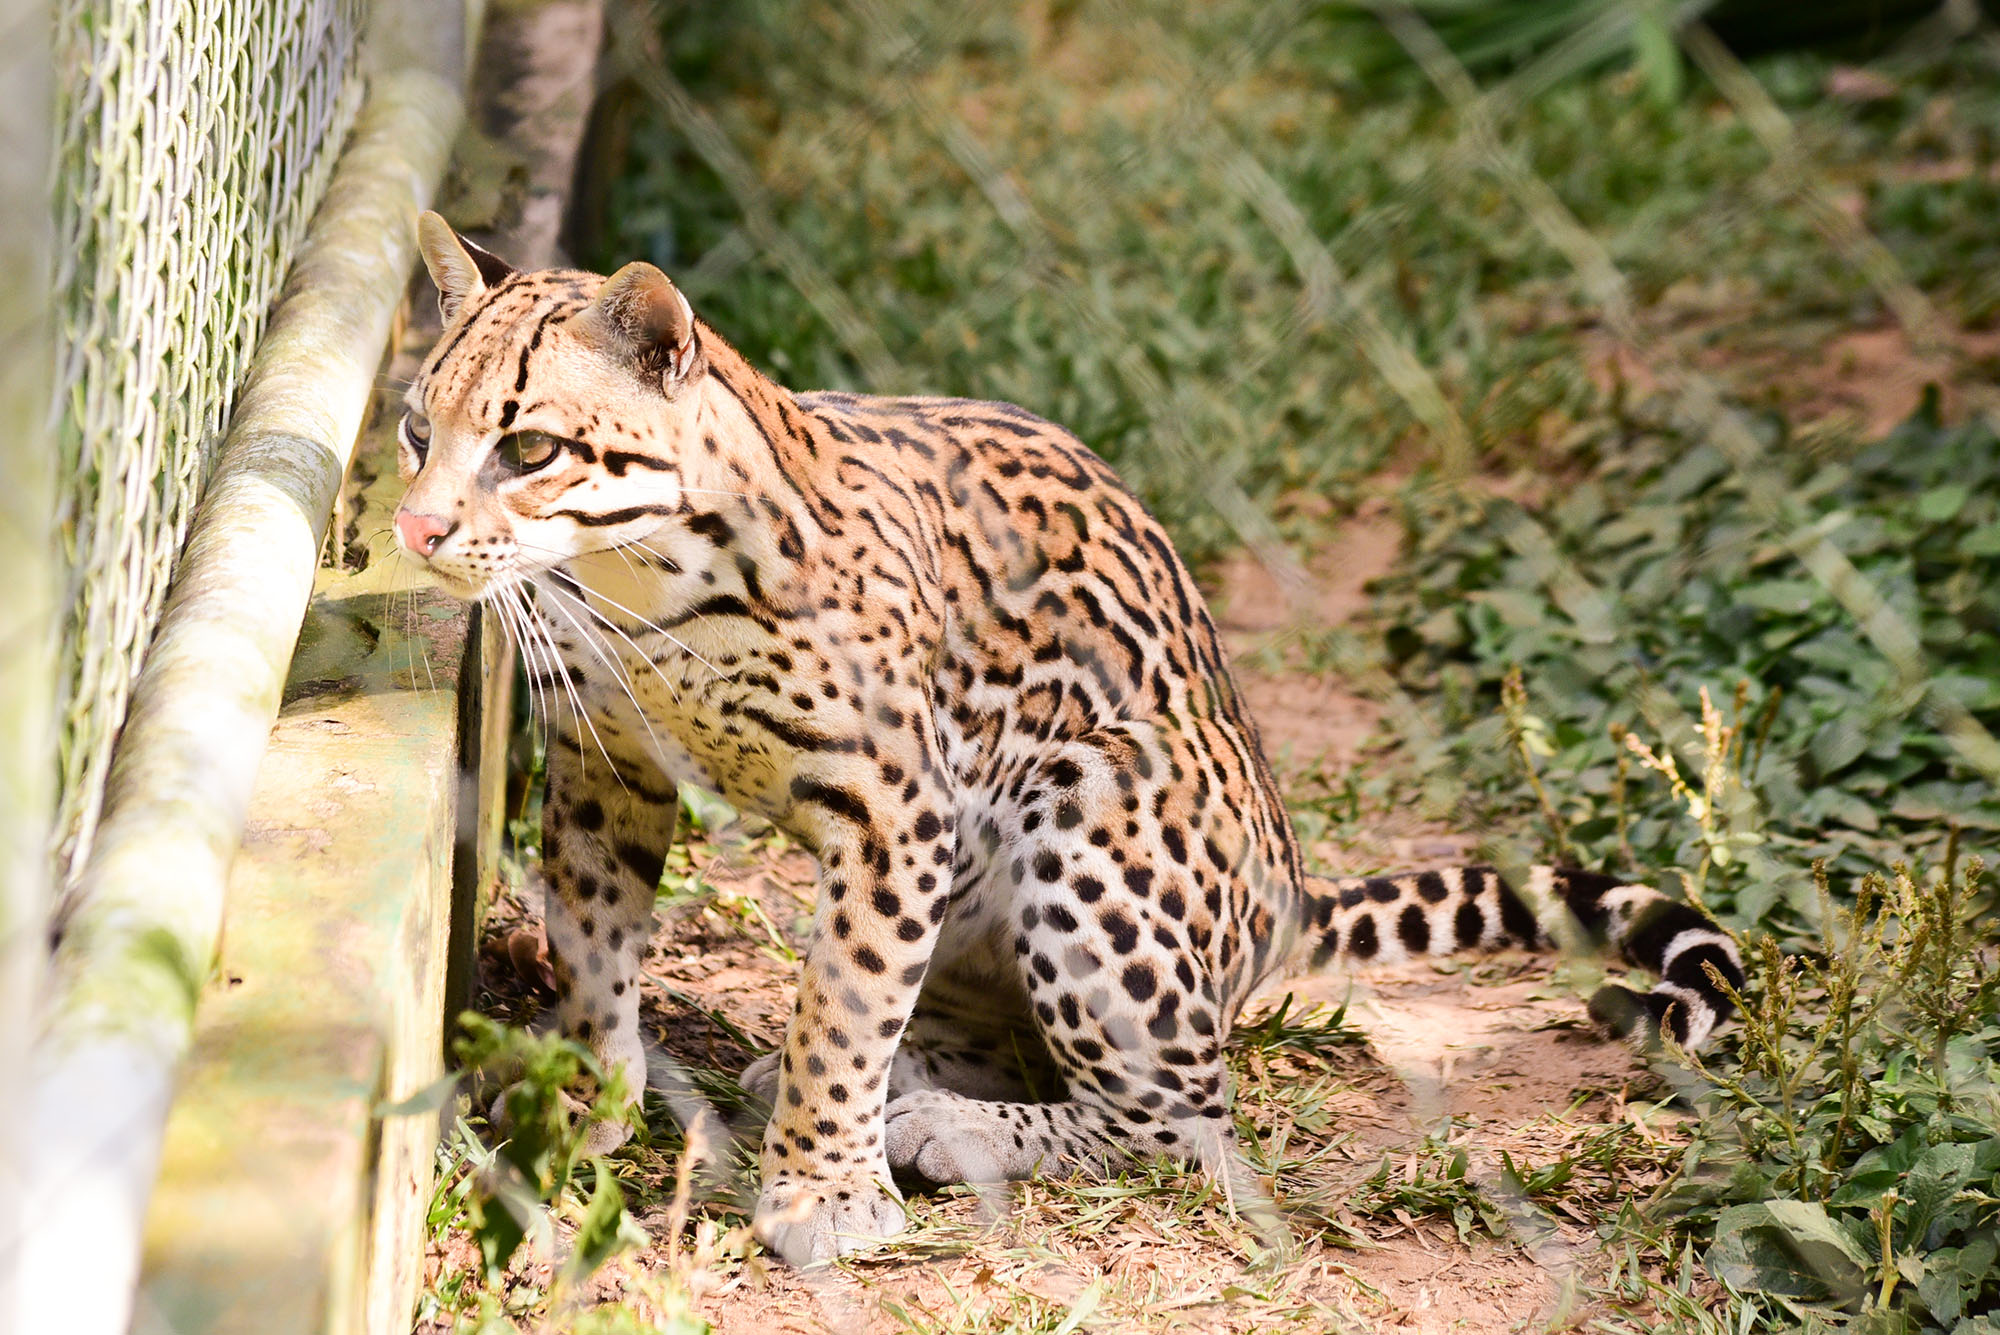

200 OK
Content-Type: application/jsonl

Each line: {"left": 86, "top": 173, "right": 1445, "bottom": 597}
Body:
{"left": 497, "top": 430, "right": 565, "bottom": 474}
{"left": 400, "top": 411, "right": 432, "bottom": 459}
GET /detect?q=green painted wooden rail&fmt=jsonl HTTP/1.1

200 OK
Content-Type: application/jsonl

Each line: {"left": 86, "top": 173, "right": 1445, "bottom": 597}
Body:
{"left": 14, "top": 4, "right": 486, "bottom": 1333}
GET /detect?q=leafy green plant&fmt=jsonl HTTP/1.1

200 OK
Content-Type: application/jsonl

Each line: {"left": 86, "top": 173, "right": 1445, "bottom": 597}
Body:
{"left": 1384, "top": 407, "right": 2000, "bottom": 933}
{"left": 1231, "top": 992, "right": 1367, "bottom": 1063}
{"left": 1350, "top": 1138, "right": 1514, "bottom": 1244}
{"left": 452, "top": 1014, "right": 649, "bottom": 1289}
{"left": 1401, "top": 679, "right": 2000, "bottom": 1329}
{"left": 1638, "top": 846, "right": 2000, "bottom": 1331}
{"left": 1341, "top": 1129, "right": 1645, "bottom": 1250}
{"left": 1618, "top": 682, "right": 1773, "bottom": 908}
{"left": 1483, "top": 681, "right": 2000, "bottom": 1328}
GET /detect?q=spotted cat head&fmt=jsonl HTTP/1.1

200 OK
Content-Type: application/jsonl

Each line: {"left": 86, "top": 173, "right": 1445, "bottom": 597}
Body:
{"left": 394, "top": 212, "right": 706, "bottom": 598}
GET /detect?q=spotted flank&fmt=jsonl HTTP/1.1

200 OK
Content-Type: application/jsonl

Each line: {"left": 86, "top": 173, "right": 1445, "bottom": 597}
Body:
{"left": 1299, "top": 865, "right": 1742, "bottom": 1049}
{"left": 396, "top": 213, "right": 1743, "bottom": 1266}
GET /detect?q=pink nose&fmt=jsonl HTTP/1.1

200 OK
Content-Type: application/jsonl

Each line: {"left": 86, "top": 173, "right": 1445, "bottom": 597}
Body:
{"left": 395, "top": 508, "right": 455, "bottom": 557}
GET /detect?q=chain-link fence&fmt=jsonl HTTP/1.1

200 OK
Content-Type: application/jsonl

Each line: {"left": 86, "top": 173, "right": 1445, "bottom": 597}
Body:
{"left": 22, "top": 6, "right": 472, "bottom": 1329}
{"left": 48, "top": 0, "right": 369, "bottom": 888}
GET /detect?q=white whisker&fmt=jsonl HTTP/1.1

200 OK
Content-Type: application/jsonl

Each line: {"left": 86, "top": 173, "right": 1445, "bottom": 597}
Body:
{"left": 411, "top": 588, "right": 438, "bottom": 697}
{"left": 512, "top": 586, "right": 598, "bottom": 772}
{"left": 495, "top": 540, "right": 731, "bottom": 686}
{"left": 486, "top": 585, "right": 552, "bottom": 740}
{"left": 502, "top": 592, "right": 557, "bottom": 741}
{"left": 516, "top": 586, "right": 631, "bottom": 789}
{"left": 607, "top": 533, "right": 689, "bottom": 573}
{"left": 493, "top": 580, "right": 620, "bottom": 788}
{"left": 559, "top": 576, "right": 727, "bottom": 681}
{"left": 537, "top": 580, "right": 682, "bottom": 755}
{"left": 566, "top": 537, "right": 737, "bottom": 678}
{"left": 538, "top": 577, "right": 699, "bottom": 724}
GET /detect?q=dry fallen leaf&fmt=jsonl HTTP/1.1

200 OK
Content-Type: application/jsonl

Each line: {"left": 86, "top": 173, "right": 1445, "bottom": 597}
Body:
{"left": 505, "top": 926, "right": 557, "bottom": 994}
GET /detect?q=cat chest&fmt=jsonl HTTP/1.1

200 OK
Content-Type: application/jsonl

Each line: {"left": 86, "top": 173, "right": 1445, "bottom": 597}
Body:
{"left": 561, "top": 634, "right": 840, "bottom": 823}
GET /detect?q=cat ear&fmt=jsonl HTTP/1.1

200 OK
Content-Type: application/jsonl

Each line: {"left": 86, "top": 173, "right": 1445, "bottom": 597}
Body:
{"left": 576, "top": 261, "right": 698, "bottom": 387}
{"left": 416, "top": 211, "right": 514, "bottom": 322}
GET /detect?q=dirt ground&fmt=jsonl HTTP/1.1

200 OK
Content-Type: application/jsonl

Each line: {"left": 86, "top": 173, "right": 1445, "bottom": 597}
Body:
{"left": 425, "top": 504, "right": 1696, "bottom": 1335}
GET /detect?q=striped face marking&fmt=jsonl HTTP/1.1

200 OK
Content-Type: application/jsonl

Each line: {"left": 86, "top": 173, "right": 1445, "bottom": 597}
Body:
{"left": 399, "top": 228, "right": 704, "bottom": 599}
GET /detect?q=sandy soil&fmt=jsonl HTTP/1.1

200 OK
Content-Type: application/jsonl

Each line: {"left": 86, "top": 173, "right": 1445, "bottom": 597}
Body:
{"left": 1207, "top": 503, "right": 1399, "bottom": 782}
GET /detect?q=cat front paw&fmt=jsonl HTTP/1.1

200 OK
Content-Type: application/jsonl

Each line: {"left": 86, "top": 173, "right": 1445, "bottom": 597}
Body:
{"left": 752, "top": 1172, "right": 905, "bottom": 1265}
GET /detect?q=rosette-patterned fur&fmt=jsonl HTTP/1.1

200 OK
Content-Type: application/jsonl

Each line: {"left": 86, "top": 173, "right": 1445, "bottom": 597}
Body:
{"left": 397, "top": 215, "right": 1738, "bottom": 1265}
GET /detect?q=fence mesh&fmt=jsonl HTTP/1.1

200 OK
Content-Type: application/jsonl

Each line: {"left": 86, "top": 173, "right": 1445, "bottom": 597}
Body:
{"left": 49, "top": 0, "right": 370, "bottom": 886}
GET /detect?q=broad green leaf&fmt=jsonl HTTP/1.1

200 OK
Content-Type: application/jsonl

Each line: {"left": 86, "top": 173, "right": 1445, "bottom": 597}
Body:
{"left": 1706, "top": 1201, "right": 1870, "bottom": 1303}
{"left": 1733, "top": 580, "right": 1822, "bottom": 614}
{"left": 1816, "top": 790, "right": 1881, "bottom": 833}
{"left": 1850, "top": 1308, "right": 1924, "bottom": 1335}
{"left": 1918, "top": 1233, "right": 1997, "bottom": 1328}
{"left": 1903, "top": 1143, "right": 1978, "bottom": 1250}
{"left": 560, "top": 1159, "right": 651, "bottom": 1289}
{"left": 1959, "top": 520, "right": 2000, "bottom": 556}
{"left": 1917, "top": 483, "right": 1970, "bottom": 522}
{"left": 1810, "top": 717, "right": 1870, "bottom": 777}
{"left": 468, "top": 1167, "right": 542, "bottom": 1284}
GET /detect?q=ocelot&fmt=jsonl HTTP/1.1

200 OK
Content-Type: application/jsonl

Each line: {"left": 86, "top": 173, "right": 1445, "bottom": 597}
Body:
{"left": 396, "top": 212, "right": 1741, "bottom": 1265}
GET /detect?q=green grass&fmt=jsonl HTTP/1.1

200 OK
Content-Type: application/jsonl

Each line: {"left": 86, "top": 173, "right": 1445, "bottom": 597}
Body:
{"left": 408, "top": 2, "right": 2000, "bottom": 1331}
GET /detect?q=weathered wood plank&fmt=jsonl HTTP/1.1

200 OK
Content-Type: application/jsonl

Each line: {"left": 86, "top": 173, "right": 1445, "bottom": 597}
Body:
{"left": 136, "top": 329, "right": 511, "bottom": 1335}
